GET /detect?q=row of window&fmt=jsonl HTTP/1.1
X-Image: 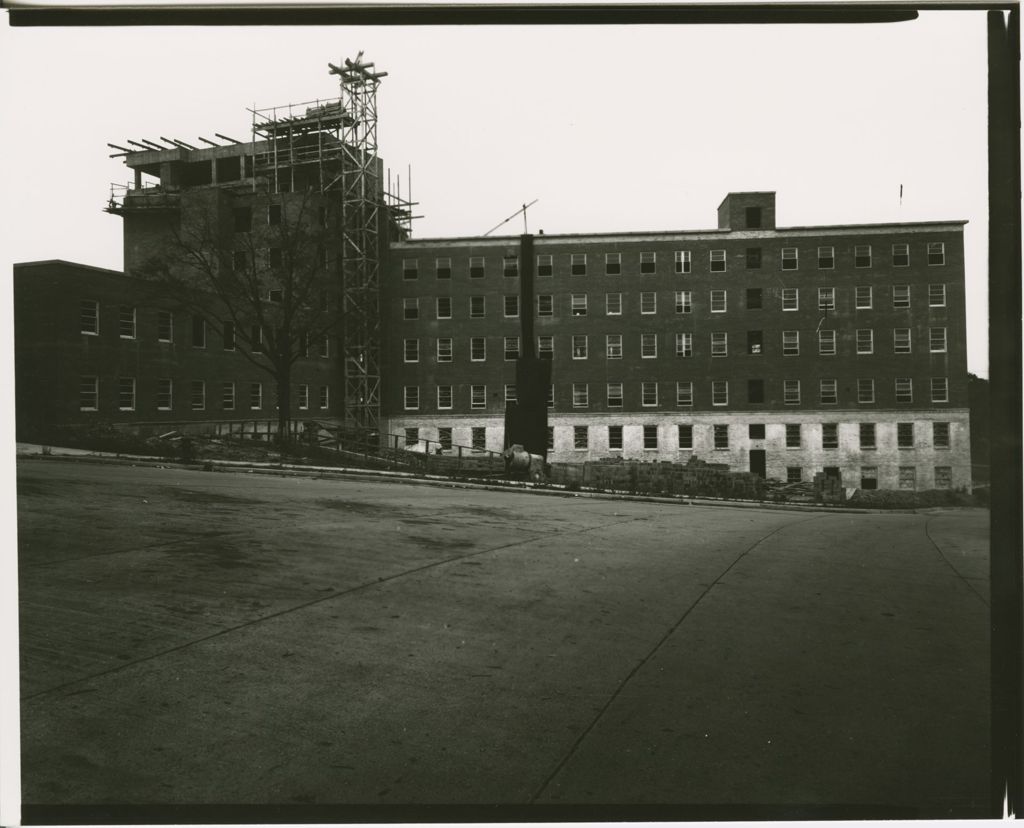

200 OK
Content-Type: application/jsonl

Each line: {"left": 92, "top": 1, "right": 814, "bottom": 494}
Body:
{"left": 403, "top": 326, "right": 950, "bottom": 363}
{"left": 79, "top": 377, "right": 330, "bottom": 412}
{"left": 402, "top": 377, "right": 952, "bottom": 411}
{"left": 400, "top": 242, "right": 948, "bottom": 279}
{"left": 401, "top": 284, "right": 948, "bottom": 320}
{"left": 231, "top": 204, "right": 329, "bottom": 233}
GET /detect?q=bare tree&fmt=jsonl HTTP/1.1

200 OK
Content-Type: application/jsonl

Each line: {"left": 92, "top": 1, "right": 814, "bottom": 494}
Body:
{"left": 137, "top": 189, "right": 340, "bottom": 445}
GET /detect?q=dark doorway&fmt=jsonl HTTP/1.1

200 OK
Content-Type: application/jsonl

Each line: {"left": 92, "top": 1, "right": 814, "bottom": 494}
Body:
{"left": 750, "top": 449, "right": 766, "bottom": 478}
{"left": 824, "top": 466, "right": 841, "bottom": 480}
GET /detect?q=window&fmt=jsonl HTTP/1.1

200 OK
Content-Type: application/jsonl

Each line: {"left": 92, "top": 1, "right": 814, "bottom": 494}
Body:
{"left": 713, "top": 424, "right": 729, "bottom": 449}
{"left": 820, "top": 378, "right": 838, "bottom": 405}
{"left": 80, "top": 300, "right": 99, "bottom": 335}
{"left": 935, "top": 466, "right": 953, "bottom": 489}
{"left": 781, "top": 247, "right": 798, "bottom": 270}
{"left": 892, "top": 243, "right": 910, "bottom": 267}
{"left": 436, "top": 296, "right": 452, "bottom": 319}
{"left": 894, "top": 328, "right": 912, "bottom": 354}
{"left": 571, "top": 294, "right": 588, "bottom": 316}
{"left": 606, "top": 334, "right": 623, "bottom": 359}
{"left": 606, "top": 292, "right": 622, "bottom": 315}
{"left": 744, "top": 330, "right": 763, "bottom": 356}
{"left": 438, "top": 428, "right": 453, "bottom": 450}
{"left": 233, "top": 251, "right": 248, "bottom": 272}
{"left": 572, "top": 383, "right": 589, "bottom": 408}
{"left": 404, "top": 427, "right": 419, "bottom": 447}
{"left": 710, "top": 290, "right": 727, "bottom": 313}
{"left": 929, "top": 327, "right": 947, "bottom": 353}
{"left": 895, "top": 377, "right": 913, "bottom": 403}
{"left": 782, "top": 330, "right": 799, "bottom": 356}
{"left": 268, "top": 285, "right": 282, "bottom": 301}
{"left": 470, "top": 337, "right": 486, "bottom": 361}
{"left": 675, "top": 290, "right": 692, "bottom": 314}
{"left": 710, "top": 249, "right": 726, "bottom": 272}
{"left": 749, "top": 423, "right": 765, "bottom": 440}
{"left": 436, "top": 338, "right": 452, "bottom": 363}
{"left": 860, "top": 422, "right": 876, "bottom": 449}
{"left": 855, "top": 245, "right": 872, "bottom": 268}
{"left": 437, "top": 385, "right": 453, "bottom": 410}
{"left": 435, "top": 257, "right": 451, "bottom": 279}
{"left": 746, "top": 288, "right": 763, "bottom": 309}
{"left": 893, "top": 285, "right": 910, "bottom": 308}
{"left": 119, "top": 306, "right": 136, "bottom": 339}
{"left": 861, "top": 466, "right": 878, "bottom": 489}
{"left": 609, "top": 424, "right": 624, "bottom": 450}
{"left": 897, "top": 467, "right": 917, "bottom": 490}
{"left": 191, "top": 380, "right": 206, "bottom": 411}
{"left": 471, "top": 385, "right": 486, "bottom": 410}
{"left": 856, "top": 329, "right": 874, "bottom": 354}
{"left": 641, "top": 333, "right": 657, "bottom": 358}
{"left": 745, "top": 206, "right": 762, "bottom": 228}
{"left": 222, "top": 382, "right": 235, "bottom": 411}
{"left": 268, "top": 203, "right": 281, "bottom": 225}
{"left": 504, "top": 337, "right": 521, "bottom": 361}
{"left": 640, "top": 251, "right": 656, "bottom": 274}
{"left": 472, "top": 427, "right": 486, "bottom": 452}
{"left": 931, "top": 377, "right": 949, "bottom": 403}
{"left": 504, "top": 295, "right": 520, "bottom": 318}
{"left": 470, "top": 295, "right": 485, "bottom": 318}
{"left": 538, "top": 336, "right": 554, "bottom": 359}
{"left": 298, "top": 384, "right": 309, "bottom": 411}
{"left": 676, "top": 332, "right": 693, "bottom": 357}
{"left": 643, "top": 425, "right": 658, "bottom": 450}
{"left": 782, "top": 288, "right": 799, "bottom": 311}
{"left": 574, "top": 425, "right": 589, "bottom": 449}
{"left": 817, "top": 246, "right": 835, "bottom": 269}
{"left": 678, "top": 424, "right": 694, "bottom": 449}
{"left": 783, "top": 380, "right": 801, "bottom": 405}
{"left": 250, "top": 382, "right": 263, "bottom": 410}
{"left": 319, "top": 386, "right": 329, "bottom": 409}
{"left": 933, "top": 422, "right": 950, "bottom": 448}
{"left": 640, "top": 292, "right": 657, "bottom": 314}
{"left": 537, "top": 254, "right": 553, "bottom": 277}
{"left": 79, "top": 376, "right": 99, "bottom": 411}
{"left": 929, "top": 284, "right": 947, "bottom": 307}
{"left": 251, "top": 325, "right": 264, "bottom": 354}
{"left": 572, "top": 335, "right": 588, "bottom": 359}
{"left": 787, "top": 467, "right": 802, "bottom": 484}
{"left": 746, "top": 247, "right": 762, "bottom": 269}
{"left": 818, "top": 329, "right": 836, "bottom": 356}
{"left": 605, "top": 253, "right": 621, "bottom": 275}
{"left": 503, "top": 255, "right": 519, "bottom": 277}
{"left": 676, "top": 381, "right": 693, "bottom": 407}
{"left": 607, "top": 382, "right": 624, "bottom": 408}
{"left": 192, "top": 316, "right": 206, "bottom": 348}
{"left": 404, "top": 338, "right": 419, "bottom": 363}
{"left": 822, "top": 423, "right": 838, "bottom": 449}
{"left": 712, "top": 380, "right": 728, "bottom": 407}
{"left": 928, "top": 241, "right": 945, "bottom": 265}
{"left": 504, "top": 384, "right": 517, "bottom": 404}
{"left": 818, "top": 287, "right": 835, "bottom": 311}
{"left": 641, "top": 382, "right": 658, "bottom": 407}
{"left": 233, "top": 206, "right": 251, "bottom": 233}
{"left": 547, "top": 426, "right": 555, "bottom": 448}
{"left": 858, "top": 379, "right": 875, "bottom": 404}
{"left": 538, "top": 294, "right": 554, "bottom": 316}
{"left": 403, "top": 298, "right": 419, "bottom": 320}
{"left": 547, "top": 385, "right": 554, "bottom": 408}
{"left": 748, "top": 379, "right": 765, "bottom": 403}
{"left": 711, "top": 331, "right": 728, "bottom": 357}
{"left": 675, "top": 250, "right": 691, "bottom": 274}
{"left": 855, "top": 286, "right": 873, "bottom": 309}
{"left": 402, "top": 258, "right": 418, "bottom": 280}
{"left": 469, "top": 256, "right": 485, "bottom": 278}
{"left": 898, "top": 422, "right": 914, "bottom": 448}
{"left": 157, "top": 378, "right": 173, "bottom": 411}
{"left": 568, "top": 253, "right": 586, "bottom": 276}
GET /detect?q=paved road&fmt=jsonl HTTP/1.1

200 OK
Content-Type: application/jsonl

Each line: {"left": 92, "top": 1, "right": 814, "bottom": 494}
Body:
{"left": 17, "top": 459, "right": 990, "bottom": 813}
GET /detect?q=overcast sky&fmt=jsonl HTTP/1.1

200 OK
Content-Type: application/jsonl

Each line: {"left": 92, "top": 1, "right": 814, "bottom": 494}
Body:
{"left": 0, "top": 10, "right": 991, "bottom": 379}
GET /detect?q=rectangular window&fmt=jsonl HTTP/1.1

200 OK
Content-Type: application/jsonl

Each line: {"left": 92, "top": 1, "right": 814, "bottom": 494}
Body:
{"left": 896, "top": 467, "right": 916, "bottom": 490}
{"left": 402, "top": 258, "right": 418, "bottom": 280}
{"left": 748, "top": 378, "right": 765, "bottom": 403}
{"left": 817, "top": 246, "right": 835, "bottom": 269}
{"left": 855, "top": 285, "right": 873, "bottom": 309}
{"left": 749, "top": 423, "right": 766, "bottom": 439}
{"left": 640, "top": 251, "right": 656, "bottom": 274}
{"left": 746, "top": 330, "right": 764, "bottom": 356}
{"left": 118, "top": 306, "right": 136, "bottom": 339}
{"left": 538, "top": 335, "right": 554, "bottom": 359}
{"left": 573, "top": 383, "right": 589, "bottom": 408}
{"left": 606, "top": 292, "right": 622, "bottom": 315}
{"left": 318, "top": 333, "right": 330, "bottom": 360}
{"left": 222, "top": 382, "right": 235, "bottom": 411}
{"left": 675, "top": 290, "right": 692, "bottom": 314}
{"left": 935, "top": 466, "right": 953, "bottom": 489}
{"left": 154, "top": 311, "right": 173, "bottom": 343}
{"left": 80, "top": 300, "right": 99, "bottom": 335}
{"left": 818, "top": 329, "right": 836, "bottom": 356}
{"left": 893, "top": 285, "right": 910, "bottom": 308}
{"left": 607, "top": 382, "right": 623, "bottom": 408}
{"left": 319, "top": 386, "right": 329, "bottom": 409}
{"left": 711, "top": 331, "right": 728, "bottom": 357}
{"left": 609, "top": 424, "right": 624, "bottom": 450}
{"left": 157, "top": 378, "right": 173, "bottom": 411}
{"left": 746, "top": 287, "right": 763, "bottom": 309}
{"left": 822, "top": 423, "right": 838, "bottom": 449}
{"left": 470, "top": 295, "right": 485, "bottom": 318}
{"left": 898, "top": 422, "right": 915, "bottom": 448}
{"left": 572, "top": 335, "right": 588, "bottom": 360}
{"left": 856, "top": 329, "right": 874, "bottom": 354}
{"left": 643, "top": 425, "right": 658, "bottom": 450}
{"left": 117, "top": 377, "right": 135, "bottom": 411}
{"left": 782, "top": 330, "right": 799, "bottom": 356}
{"left": 250, "top": 382, "right": 263, "bottom": 410}
{"left": 436, "top": 296, "right": 452, "bottom": 319}
{"left": 820, "top": 378, "right": 838, "bottom": 405}
{"left": 574, "top": 425, "right": 589, "bottom": 449}
{"left": 504, "top": 295, "right": 520, "bottom": 318}
{"left": 233, "top": 207, "right": 251, "bottom": 233}
{"left": 858, "top": 378, "right": 875, "bottom": 404}
{"left": 469, "top": 256, "right": 485, "bottom": 279}
{"left": 436, "top": 338, "right": 453, "bottom": 363}
{"left": 191, "top": 380, "right": 206, "bottom": 411}
{"left": 928, "top": 284, "right": 947, "bottom": 307}
{"left": 929, "top": 327, "right": 947, "bottom": 353}
{"left": 471, "top": 385, "right": 486, "bottom": 410}
{"left": 570, "top": 253, "right": 587, "bottom": 276}
{"left": 641, "top": 333, "right": 657, "bottom": 358}
{"left": 403, "top": 298, "right": 419, "bottom": 320}
{"left": 931, "top": 377, "right": 949, "bottom": 403}
{"left": 933, "top": 422, "right": 950, "bottom": 448}
{"left": 606, "top": 334, "right": 623, "bottom": 359}
{"left": 504, "top": 384, "right": 517, "bottom": 404}
{"left": 855, "top": 245, "right": 872, "bottom": 268}
{"left": 713, "top": 424, "right": 729, "bottom": 450}
{"left": 782, "top": 288, "right": 798, "bottom": 311}
{"left": 710, "top": 249, "right": 726, "bottom": 272}
{"left": 640, "top": 292, "right": 657, "bottom": 314}
{"left": 675, "top": 250, "right": 692, "bottom": 274}
{"left": 537, "top": 254, "right": 553, "bottom": 277}
{"left": 472, "top": 427, "right": 486, "bottom": 452}
{"left": 404, "top": 427, "right": 419, "bottom": 447}
{"left": 861, "top": 466, "right": 879, "bottom": 489}
{"left": 298, "top": 384, "right": 309, "bottom": 411}
{"left": 232, "top": 251, "right": 248, "bottom": 272}
{"left": 250, "top": 325, "right": 264, "bottom": 354}
{"left": 504, "top": 336, "right": 520, "bottom": 361}
{"left": 547, "top": 385, "right": 554, "bottom": 408}
{"left": 438, "top": 427, "right": 453, "bottom": 451}
{"left": 860, "top": 422, "right": 876, "bottom": 449}
{"left": 781, "top": 247, "right": 798, "bottom": 270}
{"left": 605, "top": 253, "right": 621, "bottom": 275}
{"left": 746, "top": 247, "right": 762, "bottom": 269}
{"left": 676, "top": 332, "right": 693, "bottom": 357}
{"left": 571, "top": 294, "right": 588, "bottom": 316}
{"left": 710, "top": 290, "right": 727, "bottom": 313}
{"left": 818, "top": 287, "right": 835, "bottom": 311}
{"left": 895, "top": 377, "right": 914, "bottom": 403}
{"left": 784, "top": 380, "right": 801, "bottom": 405}
{"left": 712, "top": 380, "right": 728, "bottom": 407}
{"left": 676, "top": 381, "right": 693, "bottom": 407}
{"left": 547, "top": 426, "right": 555, "bottom": 449}
{"left": 404, "top": 338, "right": 419, "bottom": 363}
{"left": 678, "top": 424, "right": 693, "bottom": 449}
{"left": 892, "top": 243, "right": 910, "bottom": 267}
{"left": 927, "top": 241, "right": 945, "bottom": 265}
{"left": 470, "top": 337, "right": 486, "bottom": 361}
{"left": 192, "top": 316, "right": 206, "bottom": 348}
{"left": 437, "top": 385, "right": 453, "bottom": 410}
{"left": 503, "top": 255, "right": 519, "bottom": 277}
{"left": 268, "top": 203, "right": 281, "bottom": 225}
{"left": 537, "top": 294, "right": 554, "bottom": 316}
{"left": 435, "top": 257, "right": 451, "bottom": 279}
{"left": 894, "top": 328, "right": 912, "bottom": 354}
{"left": 787, "top": 467, "right": 802, "bottom": 484}
{"left": 641, "top": 382, "right": 658, "bottom": 407}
